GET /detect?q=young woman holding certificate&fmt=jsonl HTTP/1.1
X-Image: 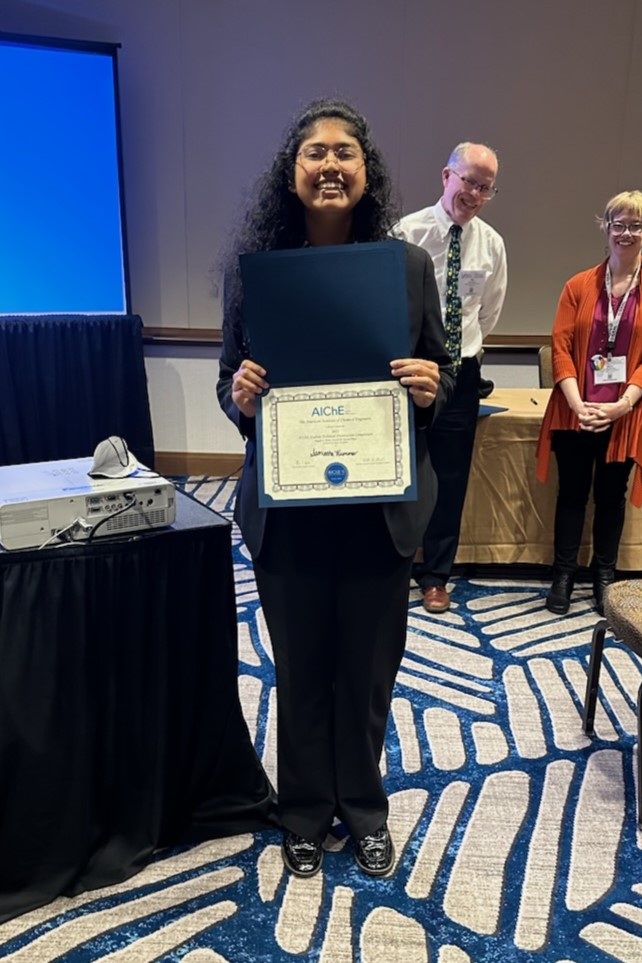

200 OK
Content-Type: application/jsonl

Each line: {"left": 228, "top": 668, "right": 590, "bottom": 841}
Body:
{"left": 217, "top": 99, "right": 454, "bottom": 878}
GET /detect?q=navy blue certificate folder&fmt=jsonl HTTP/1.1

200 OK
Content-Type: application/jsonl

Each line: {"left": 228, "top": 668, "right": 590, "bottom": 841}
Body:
{"left": 239, "top": 240, "right": 410, "bottom": 385}
{"left": 240, "top": 241, "right": 417, "bottom": 508}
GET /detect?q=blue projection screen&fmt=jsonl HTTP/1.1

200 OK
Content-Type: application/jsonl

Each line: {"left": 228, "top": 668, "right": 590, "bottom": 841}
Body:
{"left": 0, "top": 35, "right": 129, "bottom": 314}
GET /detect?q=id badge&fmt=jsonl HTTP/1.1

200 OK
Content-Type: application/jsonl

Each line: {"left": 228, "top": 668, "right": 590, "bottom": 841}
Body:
{"left": 594, "top": 354, "right": 626, "bottom": 384}
{"left": 458, "top": 270, "right": 487, "bottom": 298}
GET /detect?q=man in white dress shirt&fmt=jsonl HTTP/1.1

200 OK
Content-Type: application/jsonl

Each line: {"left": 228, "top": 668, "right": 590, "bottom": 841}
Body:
{"left": 394, "top": 143, "right": 507, "bottom": 612}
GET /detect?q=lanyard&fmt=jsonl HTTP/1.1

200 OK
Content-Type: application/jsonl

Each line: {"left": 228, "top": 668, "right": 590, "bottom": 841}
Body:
{"left": 604, "top": 261, "right": 640, "bottom": 353}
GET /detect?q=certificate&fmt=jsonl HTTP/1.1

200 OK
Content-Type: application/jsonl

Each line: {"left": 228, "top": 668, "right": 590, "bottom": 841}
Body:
{"left": 256, "top": 381, "right": 416, "bottom": 507}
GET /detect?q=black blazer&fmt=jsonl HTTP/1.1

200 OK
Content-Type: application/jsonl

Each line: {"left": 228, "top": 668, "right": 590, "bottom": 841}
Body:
{"left": 217, "top": 239, "right": 455, "bottom": 558}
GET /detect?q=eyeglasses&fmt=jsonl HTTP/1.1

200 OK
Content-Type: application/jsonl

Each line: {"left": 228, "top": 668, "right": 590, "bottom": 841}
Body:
{"left": 448, "top": 169, "right": 498, "bottom": 199}
{"left": 296, "top": 145, "right": 365, "bottom": 174}
{"left": 609, "top": 221, "right": 642, "bottom": 236}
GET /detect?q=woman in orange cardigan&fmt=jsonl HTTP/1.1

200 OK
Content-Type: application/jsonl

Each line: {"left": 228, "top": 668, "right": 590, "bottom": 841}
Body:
{"left": 536, "top": 191, "right": 642, "bottom": 615}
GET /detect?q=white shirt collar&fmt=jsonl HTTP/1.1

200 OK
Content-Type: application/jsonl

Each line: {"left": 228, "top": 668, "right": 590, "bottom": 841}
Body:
{"left": 435, "top": 198, "right": 471, "bottom": 241}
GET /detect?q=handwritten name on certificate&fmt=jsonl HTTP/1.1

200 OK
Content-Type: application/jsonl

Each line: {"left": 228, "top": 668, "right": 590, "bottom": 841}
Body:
{"left": 257, "top": 381, "right": 415, "bottom": 506}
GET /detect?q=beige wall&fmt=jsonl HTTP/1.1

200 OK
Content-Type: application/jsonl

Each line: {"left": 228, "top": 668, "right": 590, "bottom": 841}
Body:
{"left": 3, "top": 0, "right": 642, "bottom": 339}
{"left": 2, "top": 0, "right": 641, "bottom": 456}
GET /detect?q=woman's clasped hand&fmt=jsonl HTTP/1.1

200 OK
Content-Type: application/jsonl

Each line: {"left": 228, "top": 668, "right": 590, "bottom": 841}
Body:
{"left": 576, "top": 397, "right": 633, "bottom": 431}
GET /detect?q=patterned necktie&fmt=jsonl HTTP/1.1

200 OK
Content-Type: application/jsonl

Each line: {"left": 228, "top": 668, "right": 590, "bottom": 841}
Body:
{"left": 444, "top": 224, "right": 463, "bottom": 371}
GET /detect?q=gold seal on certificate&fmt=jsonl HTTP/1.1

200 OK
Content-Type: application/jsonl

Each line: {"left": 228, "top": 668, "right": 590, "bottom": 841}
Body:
{"left": 257, "top": 381, "right": 415, "bottom": 506}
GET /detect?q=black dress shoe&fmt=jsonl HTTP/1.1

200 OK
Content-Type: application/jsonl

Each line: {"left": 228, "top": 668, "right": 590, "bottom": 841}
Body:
{"left": 282, "top": 832, "right": 323, "bottom": 878}
{"left": 593, "top": 570, "right": 615, "bottom": 617}
{"left": 355, "top": 824, "right": 394, "bottom": 876}
{"left": 479, "top": 377, "right": 495, "bottom": 399}
{"left": 545, "top": 573, "right": 574, "bottom": 614}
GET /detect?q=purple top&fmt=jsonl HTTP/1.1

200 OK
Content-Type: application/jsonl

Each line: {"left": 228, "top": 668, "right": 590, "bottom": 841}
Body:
{"left": 585, "top": 285, "right": 638, "bottom": 402}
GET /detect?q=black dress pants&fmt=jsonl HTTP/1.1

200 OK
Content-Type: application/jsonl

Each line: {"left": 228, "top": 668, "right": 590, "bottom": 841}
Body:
{"left": 552, "top": 428, "right": 633, "bottom": 575}
{"left": 412, "top": 357, "right": 480, "bottom": 589}
{"left": 252, "top": 503, "right": 413, "bottom": 844}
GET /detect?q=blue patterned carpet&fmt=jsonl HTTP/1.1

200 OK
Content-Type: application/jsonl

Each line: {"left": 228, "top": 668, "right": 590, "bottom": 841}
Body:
{"left": 1, "top": 477, "right": 641, "bottom": 962}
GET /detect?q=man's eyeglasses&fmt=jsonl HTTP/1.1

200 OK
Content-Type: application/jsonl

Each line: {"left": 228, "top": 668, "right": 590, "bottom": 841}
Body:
{"left": 449, "top": 168, "right": 498, "bottom": 199}
{"left": 609, "top": 220, "right": 642, "bottom": 236}
{"left": 296, "top": 145, "right": 365, "bottom": 174}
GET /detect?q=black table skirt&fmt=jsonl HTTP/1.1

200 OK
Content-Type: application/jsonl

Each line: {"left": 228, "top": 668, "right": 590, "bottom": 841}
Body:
{"left": 0, "top": 492, "right": 276, "bottom": 922}
{"left": 0, "top": 314, "right": 154, "bottom": 468}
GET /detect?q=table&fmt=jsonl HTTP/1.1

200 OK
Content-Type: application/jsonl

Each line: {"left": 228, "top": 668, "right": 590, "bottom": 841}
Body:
{"left": 456, "top": 387, "right": 642, "bottom": 570}
{"left": 0, "top": 491, "right": 275, "bottom": 923}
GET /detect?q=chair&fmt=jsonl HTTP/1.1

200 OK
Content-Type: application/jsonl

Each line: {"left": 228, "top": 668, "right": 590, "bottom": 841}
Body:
{"left": 538, "top": 345, "right": 553, "bottom": 388}
{"left": 583, "top": 581, "right": 642, "bottom": 828}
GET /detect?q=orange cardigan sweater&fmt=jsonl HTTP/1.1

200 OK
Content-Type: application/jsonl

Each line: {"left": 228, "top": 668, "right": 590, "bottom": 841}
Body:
{"left": 536, "top": 260, "right": 642, "bottom": 506}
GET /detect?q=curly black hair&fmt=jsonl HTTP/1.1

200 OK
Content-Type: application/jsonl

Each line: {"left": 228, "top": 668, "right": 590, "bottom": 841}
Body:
{"left": 222, "top": 98, "right": 400, "bottom": 338}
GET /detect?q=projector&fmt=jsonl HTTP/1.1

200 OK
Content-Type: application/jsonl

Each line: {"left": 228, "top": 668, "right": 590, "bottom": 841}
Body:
{"left": 0, "top": 457, "right": 176, "bottom": 550}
